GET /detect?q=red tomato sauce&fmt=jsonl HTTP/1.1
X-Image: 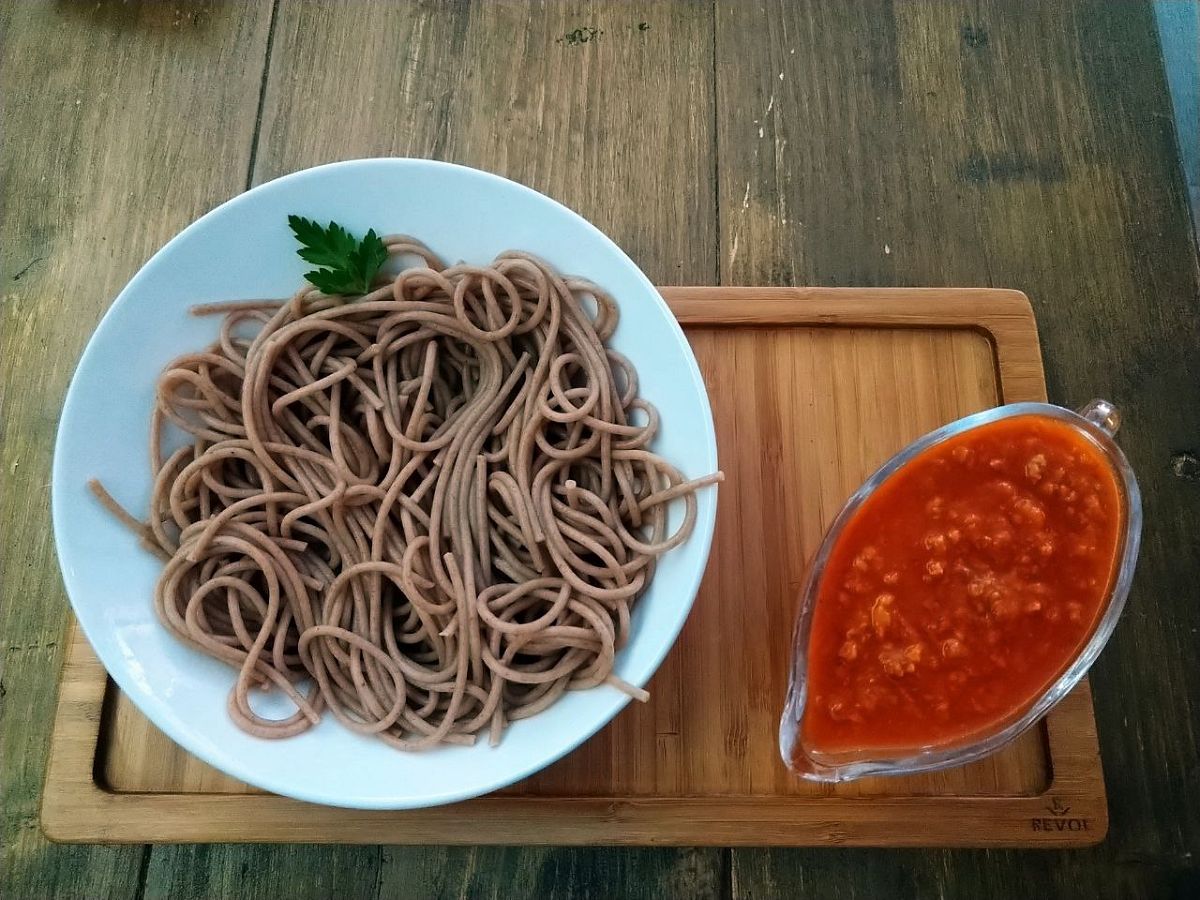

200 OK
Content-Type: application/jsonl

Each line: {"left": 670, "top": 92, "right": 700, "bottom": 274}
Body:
{"left": 799, "top": 414, "right": 1122, "bottom": 756}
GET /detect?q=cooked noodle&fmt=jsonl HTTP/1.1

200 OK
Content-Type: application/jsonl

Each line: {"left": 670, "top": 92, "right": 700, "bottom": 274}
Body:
{"left": 91, "top": 237, "right": 721, "bottom": 749}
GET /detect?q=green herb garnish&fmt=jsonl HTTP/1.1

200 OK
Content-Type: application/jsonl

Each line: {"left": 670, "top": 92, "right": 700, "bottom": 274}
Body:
{"left": 287, "top": 215, "right": 387, "bottom": 296}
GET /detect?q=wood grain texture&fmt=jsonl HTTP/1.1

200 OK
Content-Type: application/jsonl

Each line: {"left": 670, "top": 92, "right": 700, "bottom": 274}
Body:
{"left": 97, "top": 289, "right": 1045, "bottom": 801}
{"left": 0, "top": 1, "right": 272, "bottom": 897}
{"left": 45, "top": 289, "right": 1110, "bottom": 847}
{"left": 3, "top": 0, "right": 1196, "bottom": 895}
{"left": 143, "top": 1, "right": 725, "bottom": 896}
{"left": 714, "top": 0, "right": 1200, "bottom": 895}
{"left": 254, "top": 0, "right": 716, "bottom": 287}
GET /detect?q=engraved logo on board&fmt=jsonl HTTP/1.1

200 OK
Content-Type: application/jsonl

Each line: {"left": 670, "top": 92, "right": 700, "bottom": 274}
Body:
{"left": 1030, "top": 796, "right": 1090, "bottom": 832}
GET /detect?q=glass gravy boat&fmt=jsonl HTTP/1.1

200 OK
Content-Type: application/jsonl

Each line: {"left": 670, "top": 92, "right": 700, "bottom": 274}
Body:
{"left": 780, "top": 400, "right": 1141, "bottom": 782}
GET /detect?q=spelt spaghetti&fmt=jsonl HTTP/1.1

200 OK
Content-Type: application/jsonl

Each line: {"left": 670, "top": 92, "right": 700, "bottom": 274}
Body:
{"left": 91, "top": 238, "right": 721, "bottom": 749}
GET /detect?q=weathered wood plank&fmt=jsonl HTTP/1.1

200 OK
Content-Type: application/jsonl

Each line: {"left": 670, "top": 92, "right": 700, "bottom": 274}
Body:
{"left": 144, "top": 845, "right": 724, "bottom": 900}
{"left": 714, "top": 0, "right": 1200, "bottom": 894}
{"left": 730, "top": 848, "right": 1190, "bottom": 900}
{"left": 0, "top": 0, "right": 272, "bottom": 896}
{"left": 253, "top": 0, "right": 716, "bottom": 286}
{"left": 139, "top": 0, "right": 722, "bottom": 895}
{"left": 141, "top": 845, "right": 384, "bottom": 900}
{"left": 8, "top": 0, "right": 1197, "bottom": 895}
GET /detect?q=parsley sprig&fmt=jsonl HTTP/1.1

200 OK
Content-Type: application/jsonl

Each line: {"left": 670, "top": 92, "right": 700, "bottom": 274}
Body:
{"left": 287, "top": 215, "right": 388, "bottom": 296}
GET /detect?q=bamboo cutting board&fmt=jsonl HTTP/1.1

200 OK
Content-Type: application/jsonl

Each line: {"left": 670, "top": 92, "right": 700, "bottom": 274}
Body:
{"left": 42, "top": 287, "right": 1107, "bottom": 846}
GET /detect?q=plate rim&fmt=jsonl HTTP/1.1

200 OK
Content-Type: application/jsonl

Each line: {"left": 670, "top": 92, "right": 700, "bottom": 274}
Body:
{"left": 50, "top": 157, "right": 719, "bottom": 809}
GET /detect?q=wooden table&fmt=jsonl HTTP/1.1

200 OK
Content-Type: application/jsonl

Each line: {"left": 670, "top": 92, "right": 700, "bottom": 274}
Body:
{"left": 2, "top": 2, "right": 1196, "bottom": 897}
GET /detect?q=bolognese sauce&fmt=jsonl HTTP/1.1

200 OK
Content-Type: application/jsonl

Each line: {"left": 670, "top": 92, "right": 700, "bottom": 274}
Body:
{"left": 800, "top": 415, "right": 1122, "bottom": 756}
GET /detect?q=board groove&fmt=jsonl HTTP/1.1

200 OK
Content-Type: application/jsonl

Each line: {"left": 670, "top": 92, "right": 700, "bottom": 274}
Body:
{"left": 42, "top": 287, "right": 1107, "bottom": 846}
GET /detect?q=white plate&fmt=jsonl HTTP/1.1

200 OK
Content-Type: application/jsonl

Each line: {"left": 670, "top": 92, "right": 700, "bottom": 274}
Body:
{"left": 52, "top": 159, "right": 718, "bottom": 809}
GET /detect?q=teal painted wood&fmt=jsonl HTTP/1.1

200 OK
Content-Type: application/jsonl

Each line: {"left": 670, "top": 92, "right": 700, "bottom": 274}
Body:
{"left": 1154, "top": 0, "right": 1200, "bottom": 243}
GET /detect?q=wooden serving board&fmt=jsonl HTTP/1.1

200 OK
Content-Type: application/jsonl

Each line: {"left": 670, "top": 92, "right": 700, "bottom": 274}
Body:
{"left": 42, "top": 287, "right": 1107, "bottom": 847}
